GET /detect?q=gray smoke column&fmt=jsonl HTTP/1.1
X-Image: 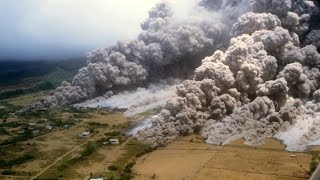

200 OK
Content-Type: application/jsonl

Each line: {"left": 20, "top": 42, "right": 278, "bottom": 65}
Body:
{"left": 136, "top": 0, "right": 320, "bottom": 151}
{"left": 24, "top": 0, "right": 250, "bottom": 111}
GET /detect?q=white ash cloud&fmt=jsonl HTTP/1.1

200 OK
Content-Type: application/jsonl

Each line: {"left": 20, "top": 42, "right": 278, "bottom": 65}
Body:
{"left": 136, "top": 0, "right": 320, "bottom": 151}
{"left": 275, "top": 98, "right": 320, "bottom": 151}
{"left": 74, "top": 79, "right": 179, "bottom": 116}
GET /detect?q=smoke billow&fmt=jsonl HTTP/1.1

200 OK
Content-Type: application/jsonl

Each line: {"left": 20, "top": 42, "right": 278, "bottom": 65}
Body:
{"left": 27, "top": 0, "right": 320, "bottom": 151}
{"left": 135, "top": 0, "right": 320, "bottom": 151}
{"left": 24, "top": 0, "right": 250, "bottom": 111}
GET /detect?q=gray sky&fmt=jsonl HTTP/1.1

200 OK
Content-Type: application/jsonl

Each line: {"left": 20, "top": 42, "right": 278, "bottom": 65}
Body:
{"left": 0, "top": 0, "right": 159, "bottom": 60}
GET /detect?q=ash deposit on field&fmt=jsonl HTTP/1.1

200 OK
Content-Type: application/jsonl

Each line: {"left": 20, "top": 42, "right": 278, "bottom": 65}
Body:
{"left": 27, "top": 0, "right": 320, "bottom": 151}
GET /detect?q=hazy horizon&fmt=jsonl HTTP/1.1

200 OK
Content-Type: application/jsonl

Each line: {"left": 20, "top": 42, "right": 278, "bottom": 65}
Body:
{"left": 0, "top": 0, "right": 159, "bottom": 60}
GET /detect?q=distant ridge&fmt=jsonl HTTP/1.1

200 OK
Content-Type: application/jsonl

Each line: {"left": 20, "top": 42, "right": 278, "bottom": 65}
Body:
{"left": 0, "top": 58, "right": 86, "bottom": 100}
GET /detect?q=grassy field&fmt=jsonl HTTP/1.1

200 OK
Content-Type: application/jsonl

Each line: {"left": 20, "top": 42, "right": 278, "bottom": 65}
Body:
{"left": 5, "top": 91, "right": 50, "bottom": 107}
{"left": 0, "top": 87, "right": 162, "bottom": 180}
{"left": 0, "top": 78, "right": 42, "bottom": 93}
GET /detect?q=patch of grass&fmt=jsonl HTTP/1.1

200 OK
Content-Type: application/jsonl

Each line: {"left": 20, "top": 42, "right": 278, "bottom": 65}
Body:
{"left": 0, "top": 129, "right": 33, "bottom": 146}
{"left": 107, "top": 139, "right": 155, "bottom": 179}
{"left": 58, "top": 139, "right": 105, "bottom": 171}
{"left": 0, "top": 58, "right": 86, "bottom": 100}
{"left": 64, "top": 107, "right": 94, "bottom": 114}
{"left": 108, "top": 165, "right": 118, "bottom": 171}
{"left": 112, "top": 122, "right": 131, "bottom": 131}
{"left": 72, "top": 113, "right": 93, "bottom": 119}
{"left": 0, "top": 102, "right": 20, "bottom": 119}
{"left": 0, "top": 127, "right": 10, "bottom": 135}
{"left": 0, "top": 81, "right": 54, "bottom": 100}
{"left": 0, "top": 153, "right": 34, "bottom": 167}
{"left": 1, "top": 170, "right": 16, "bottom": 175}
{"left": 18, "top": 107, "right": 77, "bottom": 126}
{"left": 0, "top": 121, "right": 21, "bottom": 128}
{"left": 105, "top": 131, "right": 121, "bottom": 137}
{"left": 310, "top": 152, "right": 320, "bottom": 175}
{"left": 88, "top": 122, "right": 109, "bottom": 131}
{"left": 18, "top": 109, "right": 51, "bottom": 119}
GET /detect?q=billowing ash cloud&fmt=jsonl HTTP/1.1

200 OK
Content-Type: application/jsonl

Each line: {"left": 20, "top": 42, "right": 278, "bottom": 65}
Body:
{"left": 24, "top": 0, "right": 250, "bottom": 111}
{"left": 135, "top": 0, "right": 320, "bottom": 151}
{"left": 26, "top": 0, "right": 320, "bottom": 151}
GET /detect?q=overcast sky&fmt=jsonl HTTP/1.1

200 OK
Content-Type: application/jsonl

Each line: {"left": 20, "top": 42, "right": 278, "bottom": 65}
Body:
{"left": 0, "top": 0, "right": 159, "bottom": 60}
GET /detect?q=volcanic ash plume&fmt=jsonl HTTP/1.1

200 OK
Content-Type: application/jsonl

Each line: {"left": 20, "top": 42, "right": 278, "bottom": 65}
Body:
{"left": 25, "top": 0, "right": 250, "bottom": 112}
{"left": 136, "top": 0, "right": 320, "bottom": 151}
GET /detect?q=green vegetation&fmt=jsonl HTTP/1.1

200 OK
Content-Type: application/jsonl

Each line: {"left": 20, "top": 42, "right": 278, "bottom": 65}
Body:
{"left": 0, "top": 129, "right": 34, "bottom": 146}
{"left": 105, "top": 131, "right": 121, "bottom": 137}
{"left": 0, "top": 60, "right": 56, "bottom": 86}
{"left": 107, "top": 139, "right": 155, "bottom": 180}
{"left": 64, "top": 106, "right": 94, "bottom": 114}
{"left": 19, "top": 108, "right": 86, "bottom": 123}
{"left": 6, "top": 153, "right": 34, "bottom": 167}
{"left": 0, "top": 121, "right": 21, "bottom": 128}
{"left": 0, "top": 106, "right": 93, "bottom": 147}
{"left": 0, "top": 81, "right": 54, "bottom": 100}
{"left": 81, "top": 140, "right": 103, "bottom": 157}
{"left": 1, "top": 170, "right": 16, "bottom": 175}
{"left": 0, "top": 58, "right": 86, "bottom": 100}
{"left": 0, "top": 153, "right": 34, "bottom": 168}
{"left": 18, "top": 108, "right": 57, "bottom": 120}
{"left": 72, "top": 113, "right": 93, "bottom": 119}
{"left": 108, "top": 165, "right": 118, "bottom": 171}
{"left": 0, "top": 102, "right": 21, "bottom": 119}
{"left": 310, "top": 152, "right": 320, "bottom": 174}
{"left": 54, "top": 138, "right": 154, "bottom": 179}
{"left": 112, "top": 122, "right": 131, "bottom": 131}
{"left": 0, "top": 127, "right": 10, "bottom": 135}
{"left": 58, "top": 139, "right": 105, "bottom": 171}
{"left": 87, "top": 122, "right": 109, "bottom": 133}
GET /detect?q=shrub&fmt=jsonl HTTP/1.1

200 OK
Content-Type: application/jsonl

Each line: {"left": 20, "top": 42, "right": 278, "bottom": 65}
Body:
{"left": 58, "top": 139, "right": 104, "bottom": 171}
{"left": 309, "top": 152, "right": 320, "bottom": 175}
{"left": 0, "top": 129, "right": 34, "bottom": 146}
{"left": 2, "top": 170, "right": 16, "bottom": 175}
{"left": 151, "top": 173, "right": 156, "bottom": 179}
{"left": 124, "top": 161, "right": 135, "bottom": 173}
{"left": 108, "top": 165, "right": 118, "bottom": 171}
{"left": 105, "top": 131, "right": 121, "bottom": 137}
{"left": 120, "top": 172, "right": 134, "bottom": 180}
{"left": 4, "top": 154, "right": 34, "bottom": 167}
{"left": 310, "top": 160, "right": 319, "bottom": 174}
{"left": 0, "top": 127, "right": 9, "bottom": 135}
{"left": 0, "top": 122, "right": 21, "bottom": 128}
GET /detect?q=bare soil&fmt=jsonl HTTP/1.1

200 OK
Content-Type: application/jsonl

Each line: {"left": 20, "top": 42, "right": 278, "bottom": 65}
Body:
{"left": 134, "top": 135, "right": 314, "bottom": 180}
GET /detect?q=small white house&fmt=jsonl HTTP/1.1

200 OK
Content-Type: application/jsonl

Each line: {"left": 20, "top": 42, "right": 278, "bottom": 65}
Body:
{"left": 79, "top": 131, "right": 91, "bottom": 137}
{"left": 109, "top": 139, "right": 119, "bottom": 145}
